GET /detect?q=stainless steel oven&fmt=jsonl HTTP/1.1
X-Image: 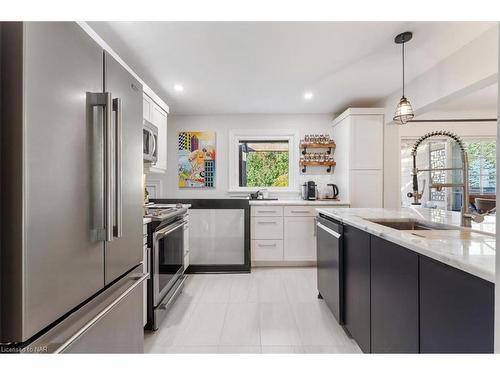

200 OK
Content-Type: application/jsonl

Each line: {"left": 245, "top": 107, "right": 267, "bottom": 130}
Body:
{"left": 149, "top": 215, "right": 187, "bottom": 330}
{"left": 143, "top": 119, "right": 158, "bottom": 164}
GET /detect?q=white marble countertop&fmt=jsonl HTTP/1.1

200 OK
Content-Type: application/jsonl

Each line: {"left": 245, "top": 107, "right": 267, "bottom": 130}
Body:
{"left": 316, "top": 207, "right": 496, "bottom": 283}
{"left": 249, "top": 199, "right": 350, "bottom": 206}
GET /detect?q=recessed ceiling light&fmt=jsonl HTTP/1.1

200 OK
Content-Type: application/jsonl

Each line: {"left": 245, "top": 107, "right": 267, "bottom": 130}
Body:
{"left": 304, "top": 92, "right": 313, "bottom": 100}
{"left": 174, "top": 84, "right": 184, "bottom": 92}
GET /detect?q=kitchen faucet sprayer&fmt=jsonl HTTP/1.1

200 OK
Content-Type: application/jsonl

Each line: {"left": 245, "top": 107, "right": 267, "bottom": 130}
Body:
{"left": 408, "top": 130, "right": 484, "bottom": 227}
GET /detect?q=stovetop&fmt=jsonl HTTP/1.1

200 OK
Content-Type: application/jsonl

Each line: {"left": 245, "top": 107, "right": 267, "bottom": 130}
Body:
{"left": 144, "top": 203, "right": 188, "bottom": 222}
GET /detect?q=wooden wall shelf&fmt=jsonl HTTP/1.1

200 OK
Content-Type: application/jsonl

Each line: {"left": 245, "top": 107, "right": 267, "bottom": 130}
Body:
{"left": 300, "top": 142, "right": 336, "bottom": 148}
{"left": 300, "top": 161, "right": 336, "bottom": 173}
{"left": 300, "top": 142, "right": 336, "bottom": 155}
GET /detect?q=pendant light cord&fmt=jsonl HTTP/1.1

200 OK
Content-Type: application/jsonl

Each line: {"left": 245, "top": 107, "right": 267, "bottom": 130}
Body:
{"left": 402, "top": 42, "right": 405, "bottom": 97}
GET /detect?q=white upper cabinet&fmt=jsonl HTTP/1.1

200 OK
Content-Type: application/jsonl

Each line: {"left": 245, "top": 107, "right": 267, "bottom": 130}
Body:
{"left": 350, "top": 114, "right": 384, "bottom": 170}
{"left": 144, "top": 93, "right": 168, "bottom": 173}
{"left": 332, "top": 108, "right": 385, "bottom": 208}
{"left": 143, "top": 95, "right": 152, "bottom": 122}
{"left": 332, "top": 108, "right": 384, "bottom": 171}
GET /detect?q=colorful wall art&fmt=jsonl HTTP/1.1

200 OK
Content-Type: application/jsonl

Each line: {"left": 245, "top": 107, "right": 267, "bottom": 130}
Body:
{"left": 178, "top": 131, "right": 216, "bottom": 188}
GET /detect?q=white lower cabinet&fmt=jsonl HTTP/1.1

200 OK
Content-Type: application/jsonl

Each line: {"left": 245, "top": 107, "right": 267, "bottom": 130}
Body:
{"left": 251, "top": 239, "right": 284, "bottom": 261}
{"left": 283, "top": 216, "right": 317, "bottom": 261}
{"left": 251, "top": 205, "right": 348, "bottom": 264}
{"left": 251, "top": 217, "right": 283, "bottom": 239}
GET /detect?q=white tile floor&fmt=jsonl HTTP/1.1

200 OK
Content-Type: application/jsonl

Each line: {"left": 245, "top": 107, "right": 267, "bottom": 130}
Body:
{"left": 144, "top": 267, "right": 362, "bottom": 354}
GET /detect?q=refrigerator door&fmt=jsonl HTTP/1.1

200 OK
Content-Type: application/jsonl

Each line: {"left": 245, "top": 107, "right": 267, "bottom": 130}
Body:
{"left": 4, "top": 22, "right": 106, "bottom": 342}
{"left": 103, "top": 51, "right": 143, "bottom": 284}
{"left": 24, "top": 265, "right": 147, "bottom": 353}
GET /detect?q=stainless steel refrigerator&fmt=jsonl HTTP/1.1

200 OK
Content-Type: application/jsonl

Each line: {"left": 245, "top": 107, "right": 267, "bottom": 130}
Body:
{"left": 0, "top": 22, "right": 146, "bottom": 353}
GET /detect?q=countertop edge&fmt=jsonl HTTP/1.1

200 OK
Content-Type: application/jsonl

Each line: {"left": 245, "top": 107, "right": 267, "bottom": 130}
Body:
{"left": 316, "top": 208, "right": 495, "bottom": 284}
{"left": 249, "top": 200, "right": 351, "bottom": 206}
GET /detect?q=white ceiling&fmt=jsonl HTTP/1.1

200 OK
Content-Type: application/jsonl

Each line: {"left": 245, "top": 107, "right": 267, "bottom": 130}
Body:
{"left": 416, "top": 83, "right": 498, "bottom": 120}
{"left": 88, "top": 21, "right": 496, "bottom": 115}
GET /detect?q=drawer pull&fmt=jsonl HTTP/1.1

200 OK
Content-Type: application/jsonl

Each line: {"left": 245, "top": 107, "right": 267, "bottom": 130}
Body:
{"left": 291, "top": 210, "right": 310, "bottom": 213}
{"left": 257, "top": 221, "right": 278, "bottom": 224}
{"left": 258, "top": 243, "right": 277, "bottom": 247}
{"left": 257, "top": 210, "right": 277, "bottom": 213}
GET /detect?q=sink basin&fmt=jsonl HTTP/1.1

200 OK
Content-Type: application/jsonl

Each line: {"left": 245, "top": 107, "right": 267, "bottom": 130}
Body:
{"left": 365, "top": 218, "right": 455, "bottom": 231}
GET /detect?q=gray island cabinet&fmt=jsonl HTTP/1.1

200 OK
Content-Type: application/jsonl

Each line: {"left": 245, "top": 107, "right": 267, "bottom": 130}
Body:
{"left": 419, "top": 256, "right": 494, "bottom": 353}
{"left": 370, "top": 236, "right": 419, "bottom": 353}
{"left": 340, "top": 222, "right": 494, "bottom": 353}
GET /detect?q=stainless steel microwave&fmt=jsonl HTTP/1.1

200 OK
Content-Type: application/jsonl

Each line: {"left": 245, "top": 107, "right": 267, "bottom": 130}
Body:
{"left": 143, "top": 120, "right": 158, "bottom": 164}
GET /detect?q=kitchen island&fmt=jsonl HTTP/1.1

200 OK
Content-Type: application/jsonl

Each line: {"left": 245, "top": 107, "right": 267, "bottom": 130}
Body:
{"left": 316, "top": 206, "right": 495, "bottom": 354}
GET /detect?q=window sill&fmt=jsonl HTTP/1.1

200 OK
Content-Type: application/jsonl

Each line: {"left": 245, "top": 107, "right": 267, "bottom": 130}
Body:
{"left": 228, "top": 188, "right": 300, "bottom": 195}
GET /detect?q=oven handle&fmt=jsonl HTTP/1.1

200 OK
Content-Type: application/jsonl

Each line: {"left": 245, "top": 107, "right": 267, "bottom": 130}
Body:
{"left": 153, "top": 220, "right": 187, "bottom": 241}
{"left": 152, "top": 220, "right": 187, "bottom": 307}
{"left": 157, "top": 276, "right": 187, "bottom": 310}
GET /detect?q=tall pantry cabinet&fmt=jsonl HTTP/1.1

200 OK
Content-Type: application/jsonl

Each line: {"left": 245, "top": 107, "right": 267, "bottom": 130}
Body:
{"left": 332, "top": 108, "right": 384, "bottom": 208}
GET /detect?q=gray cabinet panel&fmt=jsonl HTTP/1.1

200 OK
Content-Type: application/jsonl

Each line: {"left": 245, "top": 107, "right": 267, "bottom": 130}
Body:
{"left": 189, "top": 209, "right": 245, "bottom": 265}
{"left": 343, "top": 225, "right": 371, "bottom": 353}
{"left": 371, "top": 236, "right": 419, "bottom": 353}
{"left": 23, "top": 22, "right": 105, "bottom": 341}
{"left": 103, "top": 52, "right": 143, "bottom": 284}
{"left": 420, "top": 256, "right": 494, "bottom": 353}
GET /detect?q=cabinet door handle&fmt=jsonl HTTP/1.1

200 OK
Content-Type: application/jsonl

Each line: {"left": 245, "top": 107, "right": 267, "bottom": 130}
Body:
{"left": 257, "top": 221, "right": 278, "bottom": 224}
{"left": 258, "top": 243, "right": 277, "bottom": 247}
{"left": 257, "top": 210, "right": 277, "bottom": 214}
{"left": 291, "top": 210, "right": 310, "bottom": 214}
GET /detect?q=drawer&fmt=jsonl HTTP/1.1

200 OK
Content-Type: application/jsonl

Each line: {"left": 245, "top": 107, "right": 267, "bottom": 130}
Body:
{"left": 143, "top": 224, "right": 148, "bottom": 235}
{"left": 252, "top": 240, "right": 284, "bottom": 261}
{"left": 251, "top": 206, "right": 283, "bottom": 217}
{"left": 251, "top": 217, "right": 283, "bottom": 240}
{"left": 284, "top": 206, "right": 317, "bottom": 217}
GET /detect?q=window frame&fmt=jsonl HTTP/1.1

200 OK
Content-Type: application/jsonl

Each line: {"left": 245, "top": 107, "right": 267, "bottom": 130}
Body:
{"left": 463, "top": 139, "right": 497, "bottom": 195}
{"left": 400, "top": 136, "right": 496, "bottom": 208}
{"left": 228, "top": 129, "right": 299, "bottom": 193}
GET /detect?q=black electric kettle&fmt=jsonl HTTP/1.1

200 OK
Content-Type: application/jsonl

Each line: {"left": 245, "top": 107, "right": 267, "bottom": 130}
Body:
{"left": 326, "top": 184, "right": 339, "bottom": 199}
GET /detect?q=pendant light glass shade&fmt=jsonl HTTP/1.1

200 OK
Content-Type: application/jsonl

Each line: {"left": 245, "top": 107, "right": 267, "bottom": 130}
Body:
{"left": 393, "top": 96, "right": 414, "bottom": 124}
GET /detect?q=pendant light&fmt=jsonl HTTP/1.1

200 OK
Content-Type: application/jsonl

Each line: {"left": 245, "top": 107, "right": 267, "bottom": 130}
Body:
{"left": 393, "top": 31, "right": 414, "bottom": 125}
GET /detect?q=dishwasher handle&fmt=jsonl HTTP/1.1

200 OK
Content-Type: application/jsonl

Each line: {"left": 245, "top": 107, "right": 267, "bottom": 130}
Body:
{"left": 317, "top": 222, "right": 342, "bottom": 239}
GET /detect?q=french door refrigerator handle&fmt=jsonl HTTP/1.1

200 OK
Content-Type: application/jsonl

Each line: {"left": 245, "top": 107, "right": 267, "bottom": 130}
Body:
{"left": 103, "top": 92, "right": 113, "bottom": 242}
{"left": 113, "top": 97, "right": 122, "bottom": 238}
{"left": 87, "top": 91, "right": 113, "bottom": 241}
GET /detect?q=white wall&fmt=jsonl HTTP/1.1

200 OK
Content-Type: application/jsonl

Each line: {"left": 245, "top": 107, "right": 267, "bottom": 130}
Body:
{"left": 380, "top": 25, "right": 498, "bottom": 209}
{"left": 147, "top": 114, "right": 339, "bottom": 199}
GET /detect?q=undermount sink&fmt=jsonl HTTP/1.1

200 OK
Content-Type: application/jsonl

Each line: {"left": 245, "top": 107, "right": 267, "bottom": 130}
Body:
{"left": 365, "top": 218, "right": 455, "bottom": 231}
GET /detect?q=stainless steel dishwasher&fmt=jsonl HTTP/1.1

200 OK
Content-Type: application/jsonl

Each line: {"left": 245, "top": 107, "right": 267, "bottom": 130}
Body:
{"left": 316, "top": 214, "right": 344, "bottom": 325}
